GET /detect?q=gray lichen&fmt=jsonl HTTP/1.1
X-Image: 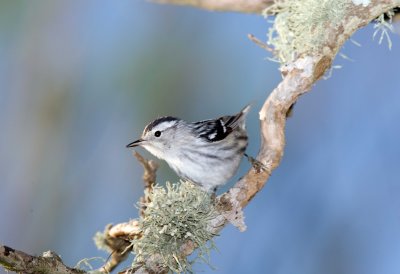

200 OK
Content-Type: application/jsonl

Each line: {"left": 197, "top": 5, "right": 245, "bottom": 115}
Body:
{"left": 131, "top": 181, "right": 218, "bottom": 273}
{"left": 264, "top": 0, "right": 397, "bottom": 63}
{"left": 264, "top": 0, "right": 350, "bottom": 63}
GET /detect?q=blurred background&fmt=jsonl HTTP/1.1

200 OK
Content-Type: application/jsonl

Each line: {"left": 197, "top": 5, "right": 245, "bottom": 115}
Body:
{"left": 1, "top": 1, "right": 400, "bottom": 273}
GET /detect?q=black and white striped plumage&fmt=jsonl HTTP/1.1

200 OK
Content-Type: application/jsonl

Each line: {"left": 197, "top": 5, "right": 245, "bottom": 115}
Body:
{"left": 127, "top": 105, "right": 250, "bottom": 191}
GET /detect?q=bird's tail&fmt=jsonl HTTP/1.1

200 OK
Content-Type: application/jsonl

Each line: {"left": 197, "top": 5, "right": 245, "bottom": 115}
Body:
{"left": 224, "top": 104, "right": 251, "bottom": 130}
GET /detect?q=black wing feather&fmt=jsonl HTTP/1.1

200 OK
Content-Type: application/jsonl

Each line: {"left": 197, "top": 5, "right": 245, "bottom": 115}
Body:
{"left": 193, "top": 108, "right": 247, "bottom": 142}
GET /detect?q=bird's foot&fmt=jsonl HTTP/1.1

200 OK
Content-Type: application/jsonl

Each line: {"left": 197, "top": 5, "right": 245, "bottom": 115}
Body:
{"left": 244, "top": 153, "right": 267, "bottom": 173}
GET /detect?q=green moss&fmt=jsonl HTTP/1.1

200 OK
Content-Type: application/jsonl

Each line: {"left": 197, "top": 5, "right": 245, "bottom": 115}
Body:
{"left": 264, "top": 0, "right": 350, "bottom": 63}
{"left": 132, "top": 181, "right": 217, "bottom": 273}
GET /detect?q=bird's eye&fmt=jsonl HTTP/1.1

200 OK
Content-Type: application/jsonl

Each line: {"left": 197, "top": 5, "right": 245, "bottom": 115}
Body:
{"left": 154, "top": 131, "right": 161, "bottom": 137}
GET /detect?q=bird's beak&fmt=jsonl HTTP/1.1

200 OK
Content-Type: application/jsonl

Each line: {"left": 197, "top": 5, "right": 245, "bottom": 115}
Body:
{"left": 126, "top": 139, "right": 144, "bottom": 148}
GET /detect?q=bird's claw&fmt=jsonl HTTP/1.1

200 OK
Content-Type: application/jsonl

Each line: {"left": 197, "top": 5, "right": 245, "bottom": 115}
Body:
{"left": 244, "top": 153, "right": 267, "bottom": 173}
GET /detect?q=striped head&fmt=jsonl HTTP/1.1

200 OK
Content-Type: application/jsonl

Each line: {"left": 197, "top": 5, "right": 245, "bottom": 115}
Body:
{"left": 126, "top": 116, "right": 181, "bottom": 160}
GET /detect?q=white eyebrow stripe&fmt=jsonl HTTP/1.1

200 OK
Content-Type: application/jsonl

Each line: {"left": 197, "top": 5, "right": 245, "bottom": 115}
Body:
{"left": 153, "top": 120, "right": 178, "bottom": 132}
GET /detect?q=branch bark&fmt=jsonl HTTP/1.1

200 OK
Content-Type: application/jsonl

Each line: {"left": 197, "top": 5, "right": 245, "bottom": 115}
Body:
{"left": 152, "top": 0, "right": 274, "bottom": 13}
{"left": 0, "top": 245, "right": 84, "bottom": 274}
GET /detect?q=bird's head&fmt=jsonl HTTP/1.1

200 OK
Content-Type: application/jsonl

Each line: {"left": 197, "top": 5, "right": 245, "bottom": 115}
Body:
{"left": 127, "top": 116, "right": 180, "bottom": 160}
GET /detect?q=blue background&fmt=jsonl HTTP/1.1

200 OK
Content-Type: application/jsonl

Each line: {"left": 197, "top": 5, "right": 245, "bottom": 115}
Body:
{"left": 1, "top": 1, "right": 400, "bottom": 273}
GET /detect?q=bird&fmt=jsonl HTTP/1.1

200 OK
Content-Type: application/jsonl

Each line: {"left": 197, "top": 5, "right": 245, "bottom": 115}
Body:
{"left": 127, "top": 105, "right": 250, "bottom": 192}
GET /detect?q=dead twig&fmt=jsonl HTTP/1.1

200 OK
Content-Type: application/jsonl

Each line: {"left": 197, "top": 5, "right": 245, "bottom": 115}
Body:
{"left": 248, "top": 34, "right": 274, "bottom": 52}
{"left": 133, "top": 151, "right": 158, "bottom": 218}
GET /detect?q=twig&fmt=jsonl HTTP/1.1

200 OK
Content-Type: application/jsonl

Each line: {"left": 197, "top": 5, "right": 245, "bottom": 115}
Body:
{"left": 95, "top": 224, "right": 134, "bottom": 273}
{"left": 133, "top": 151, "right": 158, "bottom": 218}
{"left": 248, "top": 34, "right": 274, "bottom": 52}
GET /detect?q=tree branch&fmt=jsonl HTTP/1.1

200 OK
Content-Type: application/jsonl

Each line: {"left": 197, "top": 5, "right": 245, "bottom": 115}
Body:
{"left": 0, "top": 245, "right": 84, "bottom": 274}
{"left": 152, "top": 0, "right": 274, "bottom": 13}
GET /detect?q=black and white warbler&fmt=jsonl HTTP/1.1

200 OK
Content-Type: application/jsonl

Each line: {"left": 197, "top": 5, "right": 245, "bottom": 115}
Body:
{"left": 127, "top": 105, "right": 250, "bottom": 191}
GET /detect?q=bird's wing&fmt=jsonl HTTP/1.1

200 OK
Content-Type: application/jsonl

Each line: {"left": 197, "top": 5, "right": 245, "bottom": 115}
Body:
{"left": 192, "top": 105, "right": 250, "bottom": 142}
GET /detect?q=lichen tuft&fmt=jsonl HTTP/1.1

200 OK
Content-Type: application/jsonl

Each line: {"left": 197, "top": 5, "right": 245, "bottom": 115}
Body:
{"left": 264, "top": 0, "right": 350, "bottom": 63}
{"left": 132, "top": 181, "right": 218, "bottom": 273}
